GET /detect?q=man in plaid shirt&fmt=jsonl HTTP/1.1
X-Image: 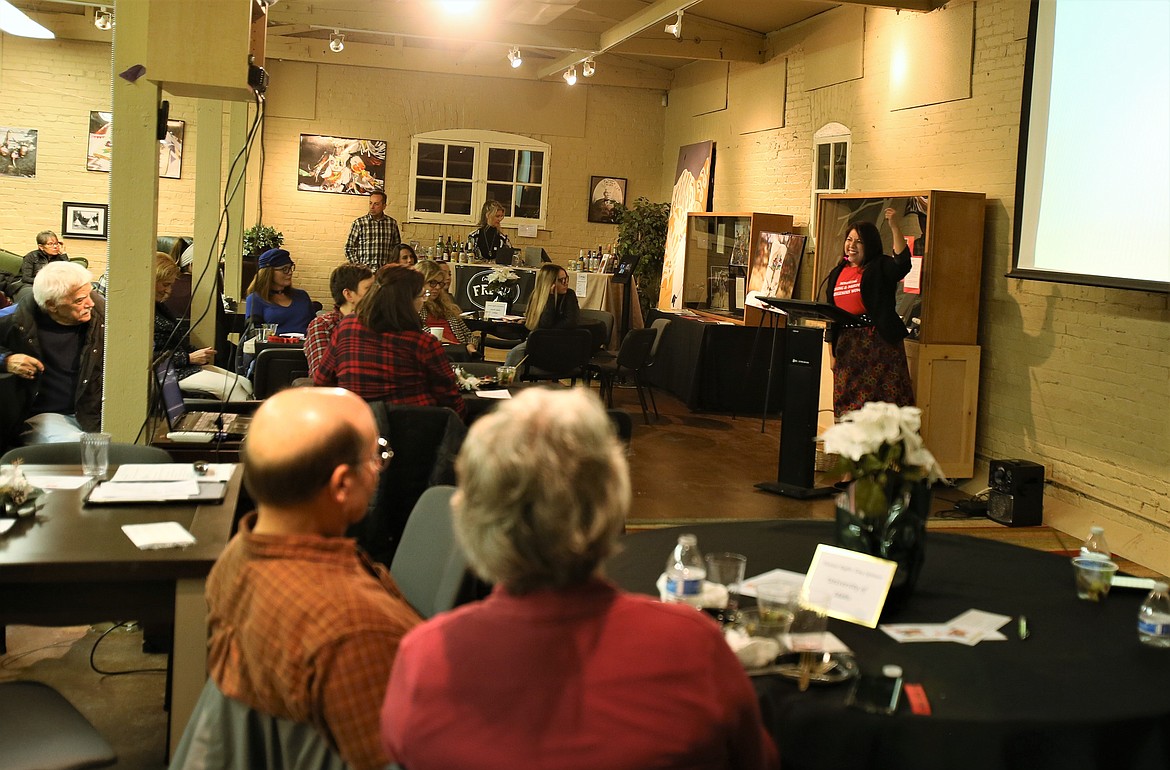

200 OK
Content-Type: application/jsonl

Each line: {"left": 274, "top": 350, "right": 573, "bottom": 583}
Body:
{"left": 345, "top": 190, "right": 401, "bottom": 269}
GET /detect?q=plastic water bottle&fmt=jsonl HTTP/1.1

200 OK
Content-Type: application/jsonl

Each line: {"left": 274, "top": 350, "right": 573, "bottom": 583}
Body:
{"left": 665, "top": 534, "right": 705, "bottom": 607}
{"left": 1079, "top": 526, "right": 1111, "bottom": 561}
{"left": 1138, "top": 581, "right": 1170, "bottom": 648}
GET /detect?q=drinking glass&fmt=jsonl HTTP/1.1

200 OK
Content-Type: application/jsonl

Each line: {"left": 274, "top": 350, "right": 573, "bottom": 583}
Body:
{"left": 755, "top": 581, "right": 797, "bottom": 637}
{"left": 80, "top": 432, "right": 111, "bottom": 477}
{"left": 704, "top": 552, "right": 747, "bottom": 624}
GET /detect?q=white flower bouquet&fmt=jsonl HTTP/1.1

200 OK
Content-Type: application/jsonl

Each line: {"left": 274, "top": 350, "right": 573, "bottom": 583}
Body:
{"left": 1, "top": 461, "right": 42, "bottom": 518}
{"left": 452, "top": 365, "right": 482, "bottom": 392}
{"left": 485, "top": 268, "right": 519, "bottom": 286}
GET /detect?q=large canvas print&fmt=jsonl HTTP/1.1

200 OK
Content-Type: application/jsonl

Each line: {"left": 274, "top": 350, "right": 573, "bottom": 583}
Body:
{"left": 1, "top": 126, "right": 39, "bottom": 178}
{"left": 297, "top": 134, "right": 386, "bottom": 195}
{"left": 159, "top": 120, "right": 185, "bottom": 179}
{"left": 746, "top": 233, "right": 807, "bottom": 309}
{"left": 659, "top": 140, "right": 715, "bottom": 310}
{"left": 87, "top": 112, "right": 185, "bottom": 178}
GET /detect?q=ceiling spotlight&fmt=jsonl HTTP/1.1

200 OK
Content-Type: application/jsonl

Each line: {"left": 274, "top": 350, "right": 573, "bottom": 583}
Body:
{"left": 582, "top": 57, "right": 596, "bottom": 78}
{"left": 507, "top": 46, "right": 522, "bottom": 69}
{"left": 563, "top": 66, "right": 577, "bottom": 86}
{"left": 94, "top": 7, "right": 112, "bottom": 31}
{"left": 665, "top": 10, "right": 683, "bottom": 39}
{"left": 329, "top": 30, "right": 345, "bottom": 53}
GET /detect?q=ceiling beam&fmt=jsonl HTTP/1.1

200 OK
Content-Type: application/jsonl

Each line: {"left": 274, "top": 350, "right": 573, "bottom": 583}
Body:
{"left": 835, "top": 0, "right": 942, "bottom": 12}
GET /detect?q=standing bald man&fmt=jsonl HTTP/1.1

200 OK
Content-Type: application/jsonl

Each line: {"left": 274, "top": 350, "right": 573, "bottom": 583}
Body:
{"left": 204, "top": 387, "right": 421, "bottom": 770}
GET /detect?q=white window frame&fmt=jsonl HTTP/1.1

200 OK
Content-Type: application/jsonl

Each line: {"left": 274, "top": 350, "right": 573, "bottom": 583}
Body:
{"left": 810, "top": 122, "right": 852, "bottom": 245}
{"left": 407, "top": 129, "right": 550, "bottom": 229}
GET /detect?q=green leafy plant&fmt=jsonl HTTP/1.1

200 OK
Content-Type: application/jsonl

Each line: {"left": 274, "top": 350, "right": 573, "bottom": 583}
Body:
{"left": 613, "top": 197, "right": 669, "bottom": 319}
{"left": 243, "top": 224, "right": 284, "bottom": 257}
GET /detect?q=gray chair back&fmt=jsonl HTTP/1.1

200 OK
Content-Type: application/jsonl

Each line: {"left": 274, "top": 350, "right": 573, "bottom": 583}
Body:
{"left": 0, "top": 442, "right": 171, "bottom": 465}
{"left": 578, "top": 308, "right": 615, "bottom": 350}
{"left": 169, "top": 678, "right": 348, "bottom": 770}
{"left": 390, "top": 485, "right": 468, "bottom": 619}
{"left": 0, "top": 681, "right": 116, "bottom": 770}
{"left": 649, "top": 318, "right": 671, "bottom": 359}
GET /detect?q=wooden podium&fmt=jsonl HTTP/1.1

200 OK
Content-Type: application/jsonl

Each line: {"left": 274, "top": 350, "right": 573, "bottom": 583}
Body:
{"left": 753, "top": 298, "right": 858, "bottom": 499}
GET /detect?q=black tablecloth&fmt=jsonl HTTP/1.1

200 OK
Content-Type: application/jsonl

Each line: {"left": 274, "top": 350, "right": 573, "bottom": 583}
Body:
{"left": 605, "top": 520, "right": 1170, "bottom": 770}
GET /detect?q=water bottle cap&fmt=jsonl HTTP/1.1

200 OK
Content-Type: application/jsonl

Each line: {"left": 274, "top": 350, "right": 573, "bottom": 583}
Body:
{"left": 882, "top": 665, "right": 903, "bottom": 678}
{"left": 1155, "top": 582, "right": 1169, "bottom": 592}
{"left": 678, "top": 534, "right": 697, "bottom": 546}
{"left": 1090, "top": 526, "right": 1105, "bottom": 535}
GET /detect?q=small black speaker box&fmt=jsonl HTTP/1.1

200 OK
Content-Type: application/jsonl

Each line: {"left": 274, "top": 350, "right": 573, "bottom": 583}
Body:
{"left": 987, "top": 459, "right": 1044, "bottom": 527}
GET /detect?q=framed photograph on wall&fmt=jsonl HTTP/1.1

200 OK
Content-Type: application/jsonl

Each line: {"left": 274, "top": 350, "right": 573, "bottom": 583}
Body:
{"left": 1, "top": 126, "right": 39, "bottom": 178}
{"left": 159, "top": 119, "right": 185, "bottom": 179}
{"left": 297, "top": 134, "right": 387, "bottom": 195}
{"left": 62, "top": 202, "right": 109, "bottom": 240}
{"left": 87, "top": 113, "right": 185, "bottom": 178}
{"left": 588, "top": 176, "right": 627, "bottom": 223}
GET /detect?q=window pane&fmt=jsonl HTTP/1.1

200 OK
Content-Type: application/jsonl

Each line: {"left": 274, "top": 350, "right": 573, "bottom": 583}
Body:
{"left": 517, "top": 150, "right": 543, "bottom": 184}
{"left": 816, "top": 144, "right": 830, "bottom": 190}
{"left": 417, "top": 143, "right": 445, "bottom": 178}
{"left": 487, "top": 148, "right": 515, "bottom": 182}
{"left": 487, "top": 183, "right": 513, "bottom": 212}
{"left": 832, "top": 142, "right": 848, "bottom": 190}
{"left": 415, "top": 179, "right": 443, "bottom": 213}
{"left": 445, "top": 180, "right": 473, "bottom": 215}
{"left": 446, "top": 145, "right": 475, "bottom": 180}
{"left": 514, "top": 185, "right": 541, "bottom": 219}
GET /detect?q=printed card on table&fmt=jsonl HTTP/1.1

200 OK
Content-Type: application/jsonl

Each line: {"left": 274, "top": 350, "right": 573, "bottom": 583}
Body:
{"left": 483, "top": 300, "right": 508, "bottom": 319}
{"left": 803, "top": 544, "right": 897, "bottom": 628}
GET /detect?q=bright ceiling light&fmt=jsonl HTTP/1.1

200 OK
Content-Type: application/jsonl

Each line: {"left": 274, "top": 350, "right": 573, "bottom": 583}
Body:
{"left": 94, "top": 7, "right": 112, "bottom": 31}
{"left": 0, "top": 0, "right": 55, "bottom": 39}
{"left": 507, "top": 46, "right": 522, "bottom": 69}
{"left": 665, "top": 10, "right": 683, "bottom": 39}
{"left": 563, "top": 66, "right": 577, "bottom": 86}
{"left": 582, "top": 57, "right": 596, "bottom": 78}
{"left": 329, "top": 30, "right": 345, "bottom": 53}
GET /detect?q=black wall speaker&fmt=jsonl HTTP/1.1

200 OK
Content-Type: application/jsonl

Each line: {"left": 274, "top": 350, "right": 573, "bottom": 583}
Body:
{"left": 987, "top": 459, "right": 1045, "bottom": 527}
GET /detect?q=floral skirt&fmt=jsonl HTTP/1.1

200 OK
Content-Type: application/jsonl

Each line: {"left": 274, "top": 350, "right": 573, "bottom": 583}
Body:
{"left": 832, "top": 327, "right": 915, "bottom": 417}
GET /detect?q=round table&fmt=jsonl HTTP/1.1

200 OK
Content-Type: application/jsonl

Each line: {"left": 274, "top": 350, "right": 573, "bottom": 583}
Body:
{"left": 604, "top": 520, "right": 1170, "bottom": 770}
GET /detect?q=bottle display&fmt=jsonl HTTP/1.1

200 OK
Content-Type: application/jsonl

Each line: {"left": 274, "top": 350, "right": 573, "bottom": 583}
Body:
{"left": 1138, "top": 581, "right": 1170, "bottom": 648}
{"left": 1079, "top": 526, "right": 1112, "bottom": 561}
{"left": 665, "top": 534, "right": 705, "bottom": 607}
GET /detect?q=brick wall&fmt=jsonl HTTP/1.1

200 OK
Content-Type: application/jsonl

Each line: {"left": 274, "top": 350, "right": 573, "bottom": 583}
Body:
{"left": 659, "top": 0, "right": 1170, "bottom": 571}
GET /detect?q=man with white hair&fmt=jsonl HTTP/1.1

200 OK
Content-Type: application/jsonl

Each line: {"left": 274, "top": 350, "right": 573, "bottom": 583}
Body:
{"left": 0, "top": 260, "right": 104, "bottom": 446}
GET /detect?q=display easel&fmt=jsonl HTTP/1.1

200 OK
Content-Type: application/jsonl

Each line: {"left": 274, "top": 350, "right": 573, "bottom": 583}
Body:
{"left": 753, "top": 298, "right": 859, "bottom": 499}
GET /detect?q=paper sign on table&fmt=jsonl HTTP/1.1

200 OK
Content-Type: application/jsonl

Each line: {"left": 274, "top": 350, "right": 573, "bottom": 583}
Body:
{"left": 575, "top": 273, "right": 589, "bottom": 297}
{"left": 484, "top": 300, "right": 508, "bottom": 319}
{"left": 804, "top": 544, "right": 897, "bottom": 628}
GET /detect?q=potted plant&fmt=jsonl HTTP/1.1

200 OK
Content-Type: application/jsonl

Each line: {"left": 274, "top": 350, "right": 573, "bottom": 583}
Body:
{"left": 243, "top": 224, "right": 283, "bottom": 257}
{"left": 613, "top": 197, "right": 669, "bottom": 320}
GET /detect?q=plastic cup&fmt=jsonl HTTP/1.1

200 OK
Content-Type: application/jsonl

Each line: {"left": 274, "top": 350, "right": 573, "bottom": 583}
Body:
{"left": 429, "top": 326, "right": 445, "bottom": 341}
{"left": 704, "top": 552, "right": 747, "bottom": 622}
{"left": 755, "top": 581, "right": 797, "bottom": 637}
{"left": 80, "top": 432, "right": 111, "bottom": 477}
{"left": 496, "top": 366, "right": 517, "bottom": 386}
{"left": 1072, "top": 557, "right": 1118, "bottom": 601}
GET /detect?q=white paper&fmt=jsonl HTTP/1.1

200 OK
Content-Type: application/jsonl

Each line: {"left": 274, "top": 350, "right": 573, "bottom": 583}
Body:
{"left": 881, "top": 609, "right": 1012, "bottom": 645}
{"left": 903, "top": 256, "right": 923, "bottom": 292}
{"left": 121, "top": 521, "right": 196, "bottom": 550}
{"left": 111, "top": 464, "right": 198, "bottom": 483}
{"left": 20, "top": 473, "right": 91, "bottom": 490}
{"left": 781, "top": 631, "right": 851, "bottom": 654}
{"left": 575, "top": 273, "right": 588, "bottom": 297}
{"left": 0, "top": 520, "right": 15, "bottom": 535}
{"left": 89, "top": 480, "right": 201, "bottom": 503}
{"left": 484, "top": 300, "right": 508, "bottom": 319}
{"left": 740, "top": 568, "right": 807, "bottom": 598}
{"left": 805, "top": 544, "right": 897, "bottom": 628}
{"left": 475, "top": 389, "right": 512, "bottom": 400}
{"left": 198, "top": 463, "right": 237, "bottom": 481}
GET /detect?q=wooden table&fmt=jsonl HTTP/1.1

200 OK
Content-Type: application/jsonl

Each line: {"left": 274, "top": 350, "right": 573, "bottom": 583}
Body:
{"left": 0, "top": 464, "right": 243, "bottom": 755}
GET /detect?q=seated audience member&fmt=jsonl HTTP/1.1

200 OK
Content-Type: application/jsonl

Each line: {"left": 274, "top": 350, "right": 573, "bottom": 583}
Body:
{"left": 416, "top": 259, "right": 479, "bottom": 359}
{"left": 161, "top": 238, "right": 194, "bottom": 320}
{"left": 314, "top": 266, "right": 467, "bottom": 420}
{"left": 504, "top": 262, "right": 580, "bottom": 367}
{"left": 244, "top": 248, "right": 316, "bottom": 336}
{"left": 20, "top": 230, "right": 70, "bottom": 284}
{"left": 396, "top": 243, "right": 419, "bottom": 267}
{"left": 153, "top": 253, "right": 252, "bottom": 401}
{"left": 0, "top": 261, "right": 103, "bottom": 446}
{"left": 206, "top": 387, "right": 422, "bottom": 770}
{"left": 306, "top": 263, "right": 375, "bottom": 380}
{"left": 381, "top": 388, "right": 779, "bottom": 770}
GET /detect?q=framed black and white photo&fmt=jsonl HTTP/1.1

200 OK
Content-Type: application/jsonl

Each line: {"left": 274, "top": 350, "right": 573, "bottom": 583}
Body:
{"left": 62, "top": 202, "right": 109, "bottom": 240}
{"left": 588, "top": 176, "right": 627, "bottom": 223}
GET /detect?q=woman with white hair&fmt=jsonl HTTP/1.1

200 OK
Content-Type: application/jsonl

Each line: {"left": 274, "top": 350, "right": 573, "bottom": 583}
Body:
{"left": 380, "top": 388, "right": 778, "bottom": 770}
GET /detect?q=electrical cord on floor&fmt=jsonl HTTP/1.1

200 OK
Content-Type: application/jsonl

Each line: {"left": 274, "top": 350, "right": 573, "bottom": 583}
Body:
{"left": 930, "top": 486, "right": 991, "bottom": 520}
{"left": 88, "top": 621, "right": 168, "bottom": 676}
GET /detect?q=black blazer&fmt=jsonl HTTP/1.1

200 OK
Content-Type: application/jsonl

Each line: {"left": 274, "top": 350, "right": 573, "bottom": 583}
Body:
{"left": 824, "top": 245, "right": 912, "bottom": 351}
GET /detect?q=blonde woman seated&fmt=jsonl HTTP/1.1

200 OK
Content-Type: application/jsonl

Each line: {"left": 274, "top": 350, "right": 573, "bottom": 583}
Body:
{"left": 381, "top": 388, "right": 778, "bottom": 770}
{"left": 154, "top": 253, "right": 252, "bottom": 401}
{"left": 313, "top": 266, "right": 466, "bottom": 420}
{"left": 503, "top": 263, "right": 579, "bottom": 367}
{"left": 415, "top": 260, "right": 479, "bottom": 360}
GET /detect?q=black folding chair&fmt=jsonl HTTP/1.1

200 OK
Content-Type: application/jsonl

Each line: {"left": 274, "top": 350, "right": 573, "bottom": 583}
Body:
{"left": 519, "top": 328, "right": 594, "bottom": 385}
{"left": 590, "top": 327, "right": 659, "bottom": 423}
{"left": 252, "top": 347, "right": 309, "bottom": 400}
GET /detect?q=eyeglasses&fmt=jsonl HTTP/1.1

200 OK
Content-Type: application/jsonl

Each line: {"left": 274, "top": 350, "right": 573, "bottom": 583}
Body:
{"left": 426, "top": 280, "right": 446, "bottom": 288}
{"left": 42, "top": 241, "right": 62, "bottom": 248}
{"left": 555, "top": 276, "right": 569, "bottom": 285}
{"left": 275, "top": 264, "right": 296, "bottom": 274}
{"left": 370, "top": 437, "right": 393, "bottom": 470}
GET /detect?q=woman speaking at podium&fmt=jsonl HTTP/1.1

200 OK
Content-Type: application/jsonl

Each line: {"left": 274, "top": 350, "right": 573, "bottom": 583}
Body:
{"left": 824, "top": 207, "right": 915, "bottom": 417}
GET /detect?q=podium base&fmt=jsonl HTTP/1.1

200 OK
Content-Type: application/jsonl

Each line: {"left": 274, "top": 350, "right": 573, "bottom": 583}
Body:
{"left": 755, "top": 481, "right": 838, "bottom": 500}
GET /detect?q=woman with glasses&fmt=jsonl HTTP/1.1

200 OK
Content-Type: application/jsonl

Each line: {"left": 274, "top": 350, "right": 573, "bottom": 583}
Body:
{"left": 504, "top": 263, "right": 579, "bottom": 367}
{"left": 244, "top": 248, "right": 317, "bottom": 336}
{"left": 313, "top": 265, "right": 467, "bottom": 420}
{"left": 20, "top": 230, "right": 70, "bottom": 285}
{"left": 415, "top": 260, "right": 479, "bottom": 360}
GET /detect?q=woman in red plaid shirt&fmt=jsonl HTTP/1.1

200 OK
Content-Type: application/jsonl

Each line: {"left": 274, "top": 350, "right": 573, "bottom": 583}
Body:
{"left": 313, "top": 266, "right": 467, "bottom": 420}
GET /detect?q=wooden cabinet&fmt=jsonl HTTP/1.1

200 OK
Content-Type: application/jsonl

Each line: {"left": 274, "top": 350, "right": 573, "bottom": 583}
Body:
{"left": 682, "top": 212, "right": 794, "bottom": 325}
{"left": 812, "top": 190, "right": 986, "bottom": 478}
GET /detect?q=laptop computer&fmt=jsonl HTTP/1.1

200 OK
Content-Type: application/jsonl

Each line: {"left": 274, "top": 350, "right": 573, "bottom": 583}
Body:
{"left": 522, "top": 246, "right": 550, "bottom": 267}
{"left": 153, "top": 359, "right": 251, "bottom": 437}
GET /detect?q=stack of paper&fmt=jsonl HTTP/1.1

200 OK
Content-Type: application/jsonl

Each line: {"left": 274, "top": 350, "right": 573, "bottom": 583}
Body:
{"left": 121, "top": 521, "right": 196, "bottom": 550}
{"left": 881, "top": 609, "right": 1012, "bottom": 645}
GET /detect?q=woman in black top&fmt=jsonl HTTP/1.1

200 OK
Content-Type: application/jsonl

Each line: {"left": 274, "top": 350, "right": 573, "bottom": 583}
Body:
{"left": 504, "top": 264, "right": 579, "bottom": 367}
{"left": 468, "top": 200, "right": 512, "bottom": 263}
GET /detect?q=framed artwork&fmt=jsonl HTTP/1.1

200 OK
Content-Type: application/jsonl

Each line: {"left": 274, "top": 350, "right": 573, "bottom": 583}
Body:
{"left": 746, "top": 233, "right": 807, "bottom": 309}
{"left": 588, "top": 176, "right": 626, "bottom": 223}
{"left": 1, "top": 126, "right": 39, "bottom": 178}
{"left": 297, "top": 134, "right": 386, "bottom": 195}
{"left": 659, "top": 139, "right": 716, "bottom": 309}
{"left": 62, "top": 202, "right": 109, "bottom": 240}
{"left": 87, "top": 113, "right": 185, "bottom": 178}
{"left": 159, "top": 119, "right": 185, "bottom": 179}
{"left": 708, "top": 266, "right": 730, "bottom": 311}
